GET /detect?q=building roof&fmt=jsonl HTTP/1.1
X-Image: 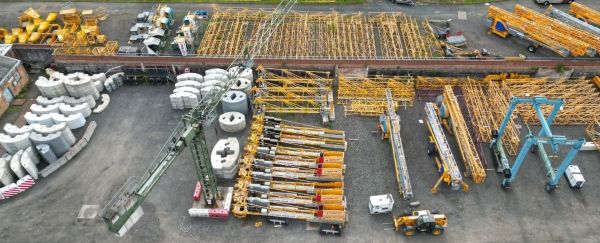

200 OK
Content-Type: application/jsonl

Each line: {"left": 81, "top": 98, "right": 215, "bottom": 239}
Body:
{"left": 0, "top": 45, "right": 21, "bottom": 85}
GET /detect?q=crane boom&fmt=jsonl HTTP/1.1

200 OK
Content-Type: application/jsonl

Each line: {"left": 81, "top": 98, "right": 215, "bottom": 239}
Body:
{"left": 384, "top": 89, "right": 413, "bottom": 199}
{"left": 100, "top": 0, "right": 298, "bottom": 236}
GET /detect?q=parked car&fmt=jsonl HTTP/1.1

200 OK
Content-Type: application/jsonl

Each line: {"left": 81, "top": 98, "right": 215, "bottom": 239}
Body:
{"left": 535, "top": 0, "right": 574, "bottom": 6}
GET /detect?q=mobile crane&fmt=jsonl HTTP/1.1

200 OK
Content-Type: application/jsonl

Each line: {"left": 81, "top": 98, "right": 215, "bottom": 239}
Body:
{"left": 570, "top": 2, "right": 600, "bottom": 27}
{"left": 99, "top": 0, "right": 298, "bottom": 236}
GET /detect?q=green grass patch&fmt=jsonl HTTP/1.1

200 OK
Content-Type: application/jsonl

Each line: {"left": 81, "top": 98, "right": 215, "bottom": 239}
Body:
{"left": 11, "top": 0, "right": 366, "bottom": 4}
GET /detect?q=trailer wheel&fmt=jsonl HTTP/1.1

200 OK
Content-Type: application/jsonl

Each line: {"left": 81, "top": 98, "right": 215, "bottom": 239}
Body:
{"left": 527, "top": 45, "right": 537, "bottom": 53}
{"left": 545, "top": 183, "right": 557, "bottom": 193}
{"left": 432, "top": 225, "right": 444, "bottom": 236}
{"left": 543, "top": 1, "right": 550, "bottom": 6}
{"left": 427, "top": 143, "right": 438, "bottom": 156}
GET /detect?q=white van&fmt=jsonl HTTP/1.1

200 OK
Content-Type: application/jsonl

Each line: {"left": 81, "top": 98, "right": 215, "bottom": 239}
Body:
{"left": 535, "top": 0, "right": 574, "bottom": 6}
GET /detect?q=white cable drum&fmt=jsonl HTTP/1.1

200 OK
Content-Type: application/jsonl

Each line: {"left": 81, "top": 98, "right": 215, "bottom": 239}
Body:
{"left": 30, "top": 103, "right": 60, "bottom": 115}
{"left": 0, "top": 158, "right": 15, "bottom": 186}
{"left": 23, "top": 147, "right": 40, "bottom": 165}
{"left": 64, "top": 95, "right": 96, "bottom": 109}
{"left": 219, "top": 112, "right": 246, "bottom": 133}
{"left": 175, "top": 80, "right": 203, "bottom": 89}
{"left": 230, "top": 78, "right": 252, "bottom": 94}
{"left": 20, "top": 151, "right": 38, "bottom": 180}
{"left": 36, "top": 144, "right": 58, "bottom": 163}
{"left": 0, "top": 133, "right": 32, "bottom": 155}
{"left": 221, "top": 91, "right": 248, "bottom": 114}
{"left": 173, "top": 87, "right": 201, "bottom": 99}
{"left": 200, "top": 86, "right": 223, "bottom": 98}
{"left": 51, "top": 113, "right": 86, "bottom": 130}
{"left": 10, "top": 150, "right": 25, "bottom": 178}
{"left": 25, "top": 112, "right": 54, "bottom": 126}
{"left": 205, "top": 68, "right": 227, "bottom": 76}
{"left": 36, "top": 96, "right": 65, "bottom": 106}
{"left": 29, "top": 131, "right": 70, "bottom": 157}
{"left": 93, "top": 94, "right": 110, "bottom": 113}
{"left": 3, "top": 123, "right": 33, "bottom": 136}
{"left": 59, "top": 103, "right": 92, "bottom": 117}
{"left": 228, "top": 66, "right": 253, "bottom": 80}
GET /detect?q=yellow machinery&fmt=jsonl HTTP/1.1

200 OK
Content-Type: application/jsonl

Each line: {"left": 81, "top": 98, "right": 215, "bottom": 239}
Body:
{"left": 232, "top": 115, "right": 347, "bottom": 235}
{"left": 424, "top": 102, "right": 468, "bottom": 193}
{"left": 394, "top": 210, "right": 447, "bottom": 236}
{"left": 254, "top": 67, "right": 335, "bottom": 125}
{"left": 487, "top": 5, "right": 591, "bottom": 57}
{"left": 440, "top": 86, "right": 486, "bottom": 183}
{"left": 337, "top": 75, "right": 414, "bottom": 117}
{"left": 570, "top": 2, "right": 600, "bottom": 27}
{"left": 3, "top": 8, "right": 60, "bottom": 44}
{"left": 514, "top": 4, "right": 600, "bottom": 56}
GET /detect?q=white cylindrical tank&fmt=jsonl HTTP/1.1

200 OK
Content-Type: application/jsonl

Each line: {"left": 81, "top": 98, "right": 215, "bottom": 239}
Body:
{"left": 221, "top": 91, "right": 248, "bottom": 114}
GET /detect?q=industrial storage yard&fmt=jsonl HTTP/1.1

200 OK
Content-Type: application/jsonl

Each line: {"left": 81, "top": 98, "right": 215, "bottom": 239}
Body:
{"left": 0, "top": 1, "right": 599, "bottom": 243}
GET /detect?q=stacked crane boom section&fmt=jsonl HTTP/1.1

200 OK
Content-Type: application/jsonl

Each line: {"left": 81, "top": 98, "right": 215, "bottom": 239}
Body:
{"left": 570, "top": 2, "right": 600, "bottom": 28}
{"left": 337, "top": 76, "right": 414, "bottom": 116}
{"left": 514, "top": 5, "right": 600, "bottom": 56}
{"left": 233, "top": 115, "right": 347, "bottom": 225}
{"left": 198, "top": 9, "right": 440, "bottom": 59}
{"left": 487, "top": 5, "right": 592, "bottom": 57}
{"left": 383, "top": 89, "right": 413, "bottom": 199}
{"left": 254, "top": 67, "right": 335, "bottom": 124}
{"left": 441, "top": 86, "right": 486, "bottom": 183}
{"left": 505, "top": 78, "right": 600, "bottom": 125}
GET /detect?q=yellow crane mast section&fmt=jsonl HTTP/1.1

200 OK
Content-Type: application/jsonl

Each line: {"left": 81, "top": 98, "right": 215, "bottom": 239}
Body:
{"left": 442, "top": 86, "right": 486, "bottom": 183}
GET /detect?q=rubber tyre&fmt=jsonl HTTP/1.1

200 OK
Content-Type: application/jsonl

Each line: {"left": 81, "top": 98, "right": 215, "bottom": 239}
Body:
{"left": 545, "top": 183, "right": 556, "bottom": 193}
{"left": 427, "top": 143, "right": 437, "bottom": 156}
{"left": 501, "top": 180, "right": 510, "bottom": 189}
{"left": 543, "top": 1, "right": 550, "bottom": 6}
{"left": 430, "top": 209, "right": 440, "bottom": 215}
{"left": 402, "top": 210, "right": 411, "bottom": 216}
{"left": 527, "top": 45, "right": 537, "bottom": 53}
{"left": 432, "top": 225, "right": 444, "bottom": 236}
{"left": 403, "top": 226, "right": 416, "bottom": 236}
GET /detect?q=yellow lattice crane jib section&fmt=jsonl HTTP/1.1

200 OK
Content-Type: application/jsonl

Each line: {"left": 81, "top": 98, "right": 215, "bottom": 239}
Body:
{"left": 441, "top": 86, "right": 486, "bottom": 183}
{"left": 570, "top": 2, "right": 600, "bottom": 27}
{"left": 514, "top": 4, "right": 600, "bottom": 56}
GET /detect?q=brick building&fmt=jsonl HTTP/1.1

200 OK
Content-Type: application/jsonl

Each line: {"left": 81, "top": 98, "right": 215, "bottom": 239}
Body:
{"left": 0, "top": 44, "right": 30, "bottom": 117}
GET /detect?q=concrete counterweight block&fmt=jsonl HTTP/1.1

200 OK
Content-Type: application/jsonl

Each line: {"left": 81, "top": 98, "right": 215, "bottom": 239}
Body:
{"left": 219, "top": 112, "right": 246, "bottom": 133}
{"left": 64, "top": 95, "right": 96, "bottom": 109}
{"left": 29, "top": 131, "right": 70, "bottom": 157}
{"left": 35, "top": 76, "right": 68, "bottom": 98}
{"left": 221, "top": 91, "right": 248, "bottom": 114}
{"left": 24, "top": 112, "right": 54, "bottom": 126}
{"left": 175, "top": 80, "right": 203, "bottom": 90}
{"left": 104, "top": 77, "right": 117, "bottom": 93}
{"left": 51, "top": 113, "right": 86, "bottom": 130}
{"left": 173, "top": 87, "right": 201, "bottom": 99}
{"left": 23, "top": 147, "right": 40, "bottom": 165}
{"left": 36, "top": 96, "right": 65, "bottom": 106}
{"left": 0, "top": 157, "right": 16, "bottom": 186}
{"left": 227, "top": 66, "right": 254, "bottom": 80}
{"left": 200, "top": 86, "right": 223, "bottom": 99}
{"left": 3, "top": 123, "right": 33, "bottom": 136}
{"left": 177, "top": 73, "right": 203, "bottom": 82}
{"left": 205, "top": 68, "right": 227, "bottom": 76}
{"left": 30, "top": 103, "right": 60, "bottom": 115}
{"left": 0, "top": 133, "right": 32, "bottom": 155}
{"left": 10, "top": 150, "right": 26, "bottom": 178}
{"left": 32, "top": 122, "right": 76, "bottom": 146}
{"left": 93, "top": 94, "right": 110, "bottom": 113}
{"left": 20, "top": 148, "right": 39, "bottom": 179}
{"left": 63, "top": 73, "right": 100, "bottom": 100}
{"left": 230, "top": 78, "right": 252, "bottom": 94}
{"left": 170, "top": 92, "right": 199, "bottom": 109}
{"left": 210, "top": 137, "right": 240, "bottom": 179}
{"left": 59, "top": 103, "right": 92, "bottom": 117}
{"left": 36, "top": 144, "right": 58, "bottom": 164}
